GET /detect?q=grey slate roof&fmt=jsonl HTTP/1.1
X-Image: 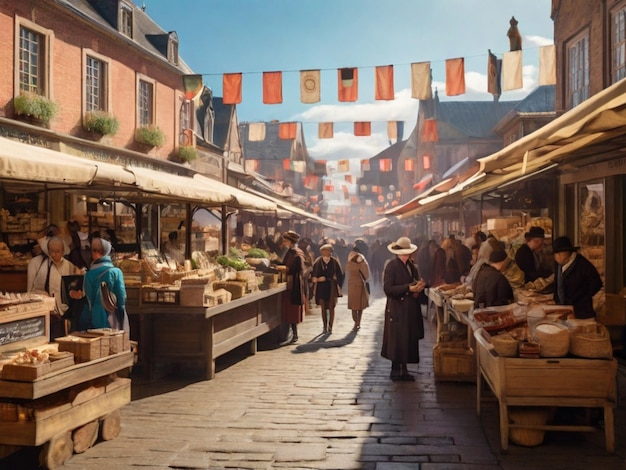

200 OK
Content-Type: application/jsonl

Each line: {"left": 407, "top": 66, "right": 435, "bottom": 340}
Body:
{"left": 435, "top": 99, "right": 519, "bottom": 139}
{"left": 511, "top": 85, "right": 555, "bottom": 113}
{"left": 239, "top": 122, "right": 295, "bottom": 161}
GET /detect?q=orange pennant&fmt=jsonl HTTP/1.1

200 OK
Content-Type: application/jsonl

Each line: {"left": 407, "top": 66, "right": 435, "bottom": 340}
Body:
{"left": 445, "top": 58, "right": 465, "bottom": 96}
{"left": 338, "top": 68, "right": 358, "bottom": 102}
{"left": 354, "top": 121, "right": 371, "bottom": 136}
{"left": 375, "top": 65, "right": 394, "bottom": 100}
{"left": 278, "top": 122, "right": 297, "bottom": 139}
{"left": 263, "top": 71, "right": 282, "bottom": 104}
{"left": 223, "top": 73, "right": 242, "bottom": 104}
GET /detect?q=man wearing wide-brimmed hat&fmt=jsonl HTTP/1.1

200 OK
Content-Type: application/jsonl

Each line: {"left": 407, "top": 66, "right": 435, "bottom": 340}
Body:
{"left": 515, "top": 226, "right": 552, "bottom": 283}
{"left": 380, "top": 237, "right": 426, "bottom": 381}
{"left": 552, "top": 236, "right": 603, "bottom": 319}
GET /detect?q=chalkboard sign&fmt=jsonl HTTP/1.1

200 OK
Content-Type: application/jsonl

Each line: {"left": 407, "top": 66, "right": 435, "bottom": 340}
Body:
{"left": 0, "top": 316, "right": 46, "bottom": 347}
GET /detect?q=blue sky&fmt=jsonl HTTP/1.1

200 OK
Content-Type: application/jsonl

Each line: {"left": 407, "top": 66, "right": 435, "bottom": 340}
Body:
{"left": 137, "top": 0, "right": 554, "bottom": 167}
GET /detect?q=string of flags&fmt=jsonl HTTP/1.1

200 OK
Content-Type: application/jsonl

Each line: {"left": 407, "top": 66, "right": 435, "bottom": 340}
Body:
{"left": 185, "top": 45, "right": 556, "bottom": 105}
{"left": 245, "top": 120, "right": 405, "bottom": 141}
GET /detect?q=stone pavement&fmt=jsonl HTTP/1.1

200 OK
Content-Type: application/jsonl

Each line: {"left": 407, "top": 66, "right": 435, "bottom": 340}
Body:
{"left": 5, "top": 289, "right": 626, "bottom": 469}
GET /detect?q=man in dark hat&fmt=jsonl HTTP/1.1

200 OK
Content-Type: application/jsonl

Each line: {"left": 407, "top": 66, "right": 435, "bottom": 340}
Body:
{"left": 552, "top": 236, "right": 603, "bottom": 319}
{"left": 515, "top": 226, "right": 552, "bottom": 283}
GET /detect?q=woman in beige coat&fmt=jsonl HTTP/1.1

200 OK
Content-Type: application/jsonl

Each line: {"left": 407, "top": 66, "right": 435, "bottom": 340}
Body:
{"left": 346, "top": 245, "right": 370, "bottom": 330}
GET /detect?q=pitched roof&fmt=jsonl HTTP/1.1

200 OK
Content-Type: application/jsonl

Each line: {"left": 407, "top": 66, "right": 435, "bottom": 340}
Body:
{"left": 434, "top": 99, "right": 520, "bottom": 139}
{"left": 239, "top": 122, "right": 295, "bottom": 160}
{"left": 512, "top": 85, "right": 555, "bottom": 113}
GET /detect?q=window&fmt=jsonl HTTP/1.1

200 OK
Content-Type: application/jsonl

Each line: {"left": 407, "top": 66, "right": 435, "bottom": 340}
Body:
{"left": 138, "top": 79, "right": 154, "bottom": 127}
{"left": 168, "top": 32, "right": 179, "bottom": 65}
{"left": 613, "top": 7, "right": 626, "bottom": 82}
{"left": 85, "top": 55, "right": 107, "bottom": 112}
{"left": 18, "top": 26, "right": 46, "bottom": 94}
{"left": 568, "top": 33, "right": 589, "bottom": 108}
{"left": 119, "top": 3, "right": 133, "bottom": 38}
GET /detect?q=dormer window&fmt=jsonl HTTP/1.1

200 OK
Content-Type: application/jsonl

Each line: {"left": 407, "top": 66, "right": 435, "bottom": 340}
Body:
{"left": 119, "top": 2, "right": 133, "bottom": 38}
{"left": 168, "top": 32, "right": 179, "bottom": 65}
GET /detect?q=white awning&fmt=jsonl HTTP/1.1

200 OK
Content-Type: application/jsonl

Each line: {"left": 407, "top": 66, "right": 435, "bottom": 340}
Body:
{"left": 193, "top": 174, "right": 277, "bottom": 211}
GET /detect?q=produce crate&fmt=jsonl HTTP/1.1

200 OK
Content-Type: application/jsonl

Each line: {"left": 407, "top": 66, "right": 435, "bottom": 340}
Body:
{"left": 55, "top": 334, "right": 105, "bottom": 363}
{"left": 433, "top": 344, "right": 475, "bottom": 382}
{"left": 87, "top": 329, "right": 130, "bottom": 354}
{"left": 141, "top": 286, "right": 180, "bottom": 305}
{"left": 180, "top": 285, "right": 207, "bottom": 306}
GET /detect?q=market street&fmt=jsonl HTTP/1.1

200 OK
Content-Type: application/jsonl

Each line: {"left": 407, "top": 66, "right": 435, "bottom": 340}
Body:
{"left": 6, "top": 291, "right": 626, "bottom": 470}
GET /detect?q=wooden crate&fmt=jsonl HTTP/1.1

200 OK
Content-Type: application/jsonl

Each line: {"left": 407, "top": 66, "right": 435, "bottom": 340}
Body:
{"left": 212, "top": 281, "right": 246, "bottom": 300}
{"left": 179, "top": 286, "right": 207, "bottom": 306}
{"left": 141, "top": 286, "right": 180, "bottom": 305}
{"left": 433, "top": 344, "right": 475, "bottom": 382}
{"left": 0, "top": 354, "right": 74, "bottom": 381}
{"left": 86, "top": 329, "right": 130, "bottom": 354}
{"left": 55, "top": 334, "right": 104, "bottom": 363}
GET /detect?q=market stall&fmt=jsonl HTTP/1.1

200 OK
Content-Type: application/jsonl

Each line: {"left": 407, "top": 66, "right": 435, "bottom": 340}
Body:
{"left": 0, "top": 294, "right": 133, "bottom": 468}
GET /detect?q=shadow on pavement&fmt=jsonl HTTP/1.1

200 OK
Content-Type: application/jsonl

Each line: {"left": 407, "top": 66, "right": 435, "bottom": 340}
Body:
{"left": 291, "top": 328, "right": 358, "bottom": 353}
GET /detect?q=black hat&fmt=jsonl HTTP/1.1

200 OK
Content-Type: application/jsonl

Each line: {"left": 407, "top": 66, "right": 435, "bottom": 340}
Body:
{"left": 524, "top": 226, "right": 545, "bottom": 239}
{"left": 552, "top": 236, "right": 579, "bottom": 254}
{"left": 489, "top": 249, "right": 507, "bottom": 263}
{"left": 282, "top": 230, "right": 300, "bottom": 243}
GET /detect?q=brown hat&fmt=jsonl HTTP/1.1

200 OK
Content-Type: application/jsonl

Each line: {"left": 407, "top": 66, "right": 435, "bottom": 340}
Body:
{"left": 489, "top": 249, "right": 507, "bottom": 263}
{"left": 524, "top": 226, "right": 545, "bottom": 240}
{"left": 282, "top": 230, "right": 300, "bottom": 243}
{"left": 387, "top": 236, "right": 417, "bottom": 255}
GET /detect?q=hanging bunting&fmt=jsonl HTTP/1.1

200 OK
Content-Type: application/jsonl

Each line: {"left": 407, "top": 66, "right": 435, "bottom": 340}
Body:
{"left": 354, "top": 121, "right": 371, "bottom": 136}
{"left": 375, "top": 65, "right": 394, "bottom": 100}
{"left": 338, "top": 67, "right": 358, "bottom": 102}
{"left": 487, "top": 50, "right": 502, "bottom": 96}
{"left": 539, "top": 44, "right": 556, "bottom": 86}
{"left": 318, "top": 122, "right": 334, "bottom": 139}
{"left": 345, "top": 174, "right": 353, "bottom": 183}
{"left": 248, "top": 122, "right": 266, "bottom": 141}
{"left": 445, "top": 57, "right": 465, "bottom": 96}
{"left": 223, "top": 73, "right": 242, "bottom": 104}
{"left": 324, "top": 184, "right": 334, "bottom": 192}
{"left": 278, "top": 122, "right": 297, "bottom": 139}
{"left": 300, "top": 69, "right": 321, "bottom": 103}
{"left": 421, "top": 119, "right": 439, "bottom": 142}
{"left": 387, "top": 121, "right": 398, "bottom": 140}
{"left": 365, "top": 199, "right": 372, "bottom": 206}
{"left": 502, "top": 50, "right": 523, "bottom": 91}
{"left": 282, "top": 158, "right": 292, "bottom": 170}
{"left": 411, "top": 61, "right": 432, "bottom": 99}
{"left": 292, "top": 161, "right": 306, "bottom": 173}
{"left": 263, "top": 71, "right": 283, "bottom": 104}
{"left": 337, "top": 160, "right": 350, "bottom": 172}
{"left": 182, "top": 74, "right": 203, "bottom": 100}
{"left": 245, "top": 159, "right": 259, "bottom": 172}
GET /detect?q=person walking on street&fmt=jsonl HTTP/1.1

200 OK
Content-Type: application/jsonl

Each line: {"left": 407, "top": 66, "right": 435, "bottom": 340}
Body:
{"left": 311, "top": 243, "right": 344, "bottom": 334}
{"left": 275, "top": 231, "right": 306, "bottom": 342}
{"left": 346, "top": 245, "right": 370, "bottom": 330}
{"left": 381, "top": 237, "right": 426, "bottom": 381}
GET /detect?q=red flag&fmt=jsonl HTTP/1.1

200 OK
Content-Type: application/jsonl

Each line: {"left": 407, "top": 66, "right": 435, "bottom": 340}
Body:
{"left": 263, "top": 71, "right": 282, "bottom": 104}
{"left": 338, "top": 68, "right": 358, "bottom": 102}
{"left": 421, "top": 119, "right": 439, "bottom": 142}
{"left": 278, "top": 122, "right": 297, "bottom": 139}
{"left": 223, "top": 73, "right": 242, "bottom": 104}
{"left": 379, "top": 159, "right": 392, "bottom": 172}
{"left": 354, "top": 122, "right": 371, "bottom": 136}
{"left": 375, "top": 65, "right": 394, "bottom": 100}
{"left": 445, "top": 58, "right": 465, "bottom": 96}
{"left": 282, "top": 159, "right": 291, "bottom": 170}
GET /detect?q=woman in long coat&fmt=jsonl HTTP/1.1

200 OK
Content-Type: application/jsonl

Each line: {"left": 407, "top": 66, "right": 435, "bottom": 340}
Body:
{"left": 311, "top": 243, "right": 344, "bottom": 334}
{"left": 345, "top": 245, "right": 370, "bottom": 330}
{"left": 381, "top": 237, "right": 426, "bottom": 381}
{"left": 278, "top": 231, "right": 306, "bottom": 342}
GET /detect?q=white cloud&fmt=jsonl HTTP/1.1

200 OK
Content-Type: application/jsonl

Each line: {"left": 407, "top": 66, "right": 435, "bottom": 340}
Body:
{"left": 525, "top": 35, "right": 554, "bottom": 47}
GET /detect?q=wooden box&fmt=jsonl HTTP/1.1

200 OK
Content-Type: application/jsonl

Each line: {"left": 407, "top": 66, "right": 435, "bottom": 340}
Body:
{"left": 180, "top": 285, "right": 207, "bottom": 306}
{"left": 141, "top": 286, "right": 180, "bottom": 305}
{"left": 87, "top": 329, "right": 130, "bottom": 354}
{"left": 55, "top": 334, "right": 104, "bottom": 363}
{"left": 0, "top": 353, "right": 74, "bottom": 381}
{"left": 433, "top": 344, "right": 475, "bottom": 382}
{"left": 212, "top": 281, "right": 247, "bottom": 300}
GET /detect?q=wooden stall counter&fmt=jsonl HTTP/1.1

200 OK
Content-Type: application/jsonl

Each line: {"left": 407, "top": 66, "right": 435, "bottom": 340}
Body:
{"left": 474, "top": 328, "right": 617, "bottom": 452}
{"left": 128, "top": 284, "right": 286, "bottom": 380}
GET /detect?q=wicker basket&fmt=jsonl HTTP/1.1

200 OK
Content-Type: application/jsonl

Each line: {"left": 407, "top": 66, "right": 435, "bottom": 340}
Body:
{"left": 509, "top": 406, "right": 553, "bottom": 446}
{"left": 569, "top": 323, "right": 613, "bottom": 359}
{"left": 533, "top": 321, "right": 569, "bottom": 357}
{"left": 491, "top": 333, "right": 519, "bottom": 357}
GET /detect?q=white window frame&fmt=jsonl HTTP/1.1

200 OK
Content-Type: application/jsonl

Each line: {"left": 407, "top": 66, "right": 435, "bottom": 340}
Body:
{"left": 136, "top": 74, "right": 156, "bottom": 127}
{"left": 567, "top": 31, "right": 590, "bottom": 108}
{"left": 82, "top": 49, "right": 111, "bottom": 115}
{"left": 119, "top": 2, "right": 133, "bottom": 38}
{"left": 14, "top": 16, "right": 54, "bottom": 98}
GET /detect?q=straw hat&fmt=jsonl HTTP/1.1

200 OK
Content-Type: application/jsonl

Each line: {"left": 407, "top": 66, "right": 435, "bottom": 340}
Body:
{"left": 319, "top": 243, "right": 333, "bottom": 252}
{"left": 282, "top": 230, "right": 300, "bottom": 243}
{"left": 387, "top": 237, "right": 417, "bottom": 255}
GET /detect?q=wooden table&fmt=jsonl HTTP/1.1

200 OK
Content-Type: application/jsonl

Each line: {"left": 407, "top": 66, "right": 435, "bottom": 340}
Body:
{"left": 474, "top": 327, "right": 617, "bottom": 452}
{"left": 128, "top": 285, "right": 285, "bottom": 379}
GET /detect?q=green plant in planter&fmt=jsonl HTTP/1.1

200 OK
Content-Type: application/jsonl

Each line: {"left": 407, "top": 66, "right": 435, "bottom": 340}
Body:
{"left": 135, "top": 125, "right": 165, "bottom": 147}
{"left": 13, "top": 92, "right": 57, "bottom": 124}
{"left": 84, "top": 111, "right": 120, "bottom": 136}
{"left": 177, "top": 145, "right": 197, "bottom": 163}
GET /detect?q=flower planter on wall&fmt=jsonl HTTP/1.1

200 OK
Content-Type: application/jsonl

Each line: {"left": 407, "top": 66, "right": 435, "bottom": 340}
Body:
{"left": 13, "top": 93, "right": 58, "bottom": 127}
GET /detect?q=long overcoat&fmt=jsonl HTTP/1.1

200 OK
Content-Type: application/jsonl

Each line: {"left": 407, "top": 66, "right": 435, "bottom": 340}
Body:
{"left": 554, "top": 253, "right": 603, "bottom": 319}
{"left": 381, "top": 257, "right": 424, "bottom": 364}
{"left": 311, "top": 255, "right": 344, "bottom": 306}
{"left": 345, "top": 250, "right": 370, "bottom": 310}
{"left": 281, "top": 246, "right": 306, "bottom": 324}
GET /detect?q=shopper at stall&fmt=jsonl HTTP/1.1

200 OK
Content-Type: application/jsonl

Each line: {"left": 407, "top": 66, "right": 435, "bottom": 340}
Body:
{"left": 472, "top": 249, "right": 515, "bottom": 308}
{"left": 275, "top": 231, "right": 306, "bottom": 342}
{"left": 311, "top": 243, "right": 345, "bottom": 334}
{"left": 345, "top": 245, "right": 370, "bottom": 330}
{"left": 552, "top": 236, "right": 603, "bottom": 319}
{"left": 381, "top": 237, "right": 426, "bottom": 381}
{"left": 164, "top": 231, "right": 185, "bottom": 267}
{"left": 515, "top": 226, "right": 552, "bottom": 283}
{"left": 74, "top": 237, "right": 128, "bottom": 331}
{"left": 27, "top": 236, "right": 81, "bottom": 339}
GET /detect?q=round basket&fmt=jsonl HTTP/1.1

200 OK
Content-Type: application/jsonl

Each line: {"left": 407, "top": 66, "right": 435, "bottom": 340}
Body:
{"left": 569, "top": 323, "right": 613, "bottom": 359}
{"left": 491, "top": 333, "right": 519, "bottom": 357}
{"left": 509, "top": 406, "right": 553, "bottom": 446}
{"left": 533, "top": 322, "right": 569, "bottom": 357}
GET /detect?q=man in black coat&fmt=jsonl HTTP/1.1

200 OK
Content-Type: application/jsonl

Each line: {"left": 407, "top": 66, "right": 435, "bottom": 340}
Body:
{"left": 515, "top": 226, "right": 552, "bottom": 283}
{"left": 552, "top": 236, "right": 603, "bottom": 319}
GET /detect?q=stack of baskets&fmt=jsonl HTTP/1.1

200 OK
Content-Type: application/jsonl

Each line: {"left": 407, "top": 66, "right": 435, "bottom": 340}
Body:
{"left": 533, "top": 321, "right": 569, "bottom": 357}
